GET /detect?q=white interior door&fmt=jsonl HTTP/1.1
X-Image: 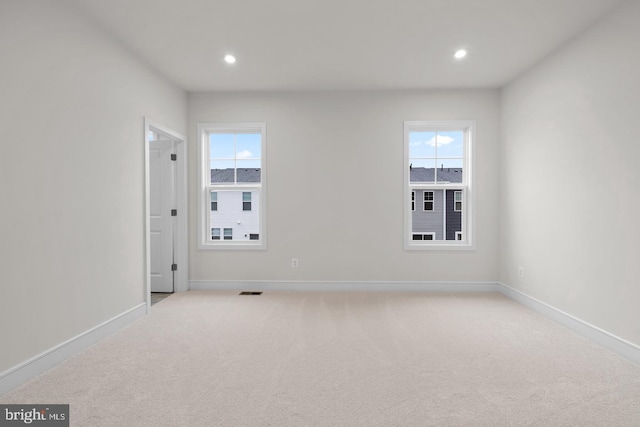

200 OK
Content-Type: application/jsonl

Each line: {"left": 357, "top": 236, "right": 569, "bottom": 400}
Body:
{"left": 149, "top": 140, "right": 175, "bottom": 292}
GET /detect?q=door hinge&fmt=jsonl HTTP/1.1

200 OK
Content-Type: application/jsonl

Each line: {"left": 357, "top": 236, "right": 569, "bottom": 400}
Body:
{"left": 171, "top": 154, "right": 177, "bottom": 161}
{"left": 171, "top": 263, "right": 177, "bottom": 271}
{"left": 171, "top": 209, "right": 177, "bottom": 216}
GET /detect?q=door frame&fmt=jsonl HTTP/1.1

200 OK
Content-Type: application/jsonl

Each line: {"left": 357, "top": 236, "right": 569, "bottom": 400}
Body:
{"left": 144, "top": 118, "right": 188, "bottom": 313}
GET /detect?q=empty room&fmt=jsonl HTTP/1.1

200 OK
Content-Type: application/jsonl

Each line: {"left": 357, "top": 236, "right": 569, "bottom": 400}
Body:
{"left": 1, "top": 0, "right": 639, "bottom": 425}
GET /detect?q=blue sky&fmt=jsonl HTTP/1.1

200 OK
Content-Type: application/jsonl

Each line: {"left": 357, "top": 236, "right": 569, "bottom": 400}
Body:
{"left": 210, "top": 133, "right": 261, "bottom": 170}
{"left": 409, "top": 131, "right": 463, "bottom": 169}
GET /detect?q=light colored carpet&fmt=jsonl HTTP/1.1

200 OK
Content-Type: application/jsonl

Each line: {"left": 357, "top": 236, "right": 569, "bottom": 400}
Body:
{"left": 2, "top": 291, "right": 639, "bottom": 426}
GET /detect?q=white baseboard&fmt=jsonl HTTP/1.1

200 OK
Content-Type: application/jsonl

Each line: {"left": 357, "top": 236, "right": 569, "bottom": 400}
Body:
{"left": 189, "top": 280, "right": 500, "bottom": 293}
{"left": 0, "top": 303, "right": 146, "bottom": 396}
{"left": 497, "top": 282, "right": 640, "bottom": 366}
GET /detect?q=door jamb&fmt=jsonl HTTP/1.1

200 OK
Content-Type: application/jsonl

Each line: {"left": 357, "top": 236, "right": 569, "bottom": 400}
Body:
{"left": 144, "top": 118, "right": 188, "bottom": 314}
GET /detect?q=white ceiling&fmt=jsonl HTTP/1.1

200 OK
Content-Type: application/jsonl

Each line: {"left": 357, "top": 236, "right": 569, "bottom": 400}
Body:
{"left": 70, "top": 0, "right": 623, "bottom": 92}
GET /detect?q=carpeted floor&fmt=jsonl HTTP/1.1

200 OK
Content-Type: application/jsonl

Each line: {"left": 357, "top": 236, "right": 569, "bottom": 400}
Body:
{"left": 2, "top": 291, "right": 640, "bottom": 426}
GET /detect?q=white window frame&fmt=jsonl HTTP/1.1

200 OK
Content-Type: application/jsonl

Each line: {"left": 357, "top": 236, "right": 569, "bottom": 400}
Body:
{"left": 198, "top": 122, "right": 267, "bottom": 250}
{"left": 404, "top": 120, "right": 475, "bottom": 250}
{"left": 455, "top": 231, "right": 463, "bottom": 241}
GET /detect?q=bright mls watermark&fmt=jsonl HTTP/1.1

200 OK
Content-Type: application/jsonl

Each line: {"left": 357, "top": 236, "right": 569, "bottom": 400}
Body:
{"left": 0, "top": 405, "right": 68, "bottom": 426}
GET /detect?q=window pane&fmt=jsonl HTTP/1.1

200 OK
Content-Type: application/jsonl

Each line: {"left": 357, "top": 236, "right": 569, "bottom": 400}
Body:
{"left": 410, "top": 159, "right": 436, "bottom": 183}
{"left": 435, "top": 131, "right": 464, "bottom": 158}
{"left": 210, "top": 190, "right": 260, "bottom": 241}
{"left": 410, "top": 189, "right": 450, "bottom": 241}
{"left": 236, "top": 133, "right": 261, "bottom": 159}
{"left": 210, "top": 134, "right": 235, "bottom": 158}
{"left": 409, "top": 131, "right": 436, "bottom": 158}
{"left": 211, "top": 160, "right": 235, "bottom": 184}
{"left": 236, "top": 161, "right": 261, "bottom": 183}
{"left": 436, "top": 159, "right": 463, "bottom": 183}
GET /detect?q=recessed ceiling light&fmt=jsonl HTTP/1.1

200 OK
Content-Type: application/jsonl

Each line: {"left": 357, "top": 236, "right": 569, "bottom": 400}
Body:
{"left": 224, "top": 54, "right": 236, "bottom": 64}
{"left": 454, "top": 49, "right": 467, "bottom": 60}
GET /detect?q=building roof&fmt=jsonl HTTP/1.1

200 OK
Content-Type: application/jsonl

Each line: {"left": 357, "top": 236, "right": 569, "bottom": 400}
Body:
{"left": 410, "top": 167, "right": 462, "bottom": 183}
{"left": 211, "top": 168, "right": 261, "bottom": 183}
{"left": 211, "top": 167, "right": 460, "bottom": 184}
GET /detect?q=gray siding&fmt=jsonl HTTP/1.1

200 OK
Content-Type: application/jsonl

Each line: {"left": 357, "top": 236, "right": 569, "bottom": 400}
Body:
{"left": 412, "top": 189, "right": 444, "bottom": 239}
{"left": 446, "top": 190, "right": 462, "bottom": 240}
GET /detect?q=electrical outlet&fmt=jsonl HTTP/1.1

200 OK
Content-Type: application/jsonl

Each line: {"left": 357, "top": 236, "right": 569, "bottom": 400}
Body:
{"left": 291, "top": 258, "right": 299, "bottom": 268}
{"left": 518, "top": 266, "right": 525, "bottom": 278}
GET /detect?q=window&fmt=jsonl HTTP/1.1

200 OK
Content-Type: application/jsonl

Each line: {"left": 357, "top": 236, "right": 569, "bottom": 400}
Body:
{"left": 198, "top": 122, "right": 266, "bottom": 249}
{"left": 242, "top": 192, "right": 252, "bottom": 211}
{"left": 223, "top": 228, "right": 233, "bottom": 240}
{"left": 211, "top": 192, "right": 218, "bottom": 211}
{"left": 404, "top": 121, "right": 474, "bottom": 250}
{"left": 211, "top": 228, "right": 220, "bottom": 240}
{"left": 412, "top": 233, "right": 435, "bottom": 241}
{"left": 423, "top": 191, "right": 434, "bottom": 211}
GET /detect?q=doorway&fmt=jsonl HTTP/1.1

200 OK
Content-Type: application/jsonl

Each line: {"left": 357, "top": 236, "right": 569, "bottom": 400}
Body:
{"left": 149, "top": 137, "right": 175, "bottom": 293}
{"left": 144, "top": 119, "right": 187, "bottom": 312}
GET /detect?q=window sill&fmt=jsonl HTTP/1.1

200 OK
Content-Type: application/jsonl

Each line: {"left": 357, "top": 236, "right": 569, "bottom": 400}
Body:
{"left": 198, "top": 241, "right": 267, "bottom": 251}
{"left": 404, "top": 242, "right": 476, "bottom": 251}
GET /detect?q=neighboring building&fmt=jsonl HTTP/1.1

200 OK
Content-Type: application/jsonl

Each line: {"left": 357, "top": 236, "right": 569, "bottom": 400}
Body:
{"left": 210, "top": 168, "right": 261, "bottom": 241}
{"left": 410, "top": 167, "right": 463, "bottom": 241}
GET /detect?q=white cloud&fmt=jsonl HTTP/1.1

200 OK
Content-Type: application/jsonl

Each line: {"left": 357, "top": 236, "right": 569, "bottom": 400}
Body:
{"left": 426, "top": 135, "right": 454, "bottom": 147}
{"left": 236, "top": 150, "right": 252, "bottom": 158}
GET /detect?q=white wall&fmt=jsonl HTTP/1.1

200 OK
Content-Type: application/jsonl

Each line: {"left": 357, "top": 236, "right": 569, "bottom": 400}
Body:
{"left": 0, "top": 0, "right": 187, "bottom": 373}
{"left": 500, "top": 0, "right": 640, "bottom": 346}
{"left": 189, "top": 90, "right": 500, "bottom": 283}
